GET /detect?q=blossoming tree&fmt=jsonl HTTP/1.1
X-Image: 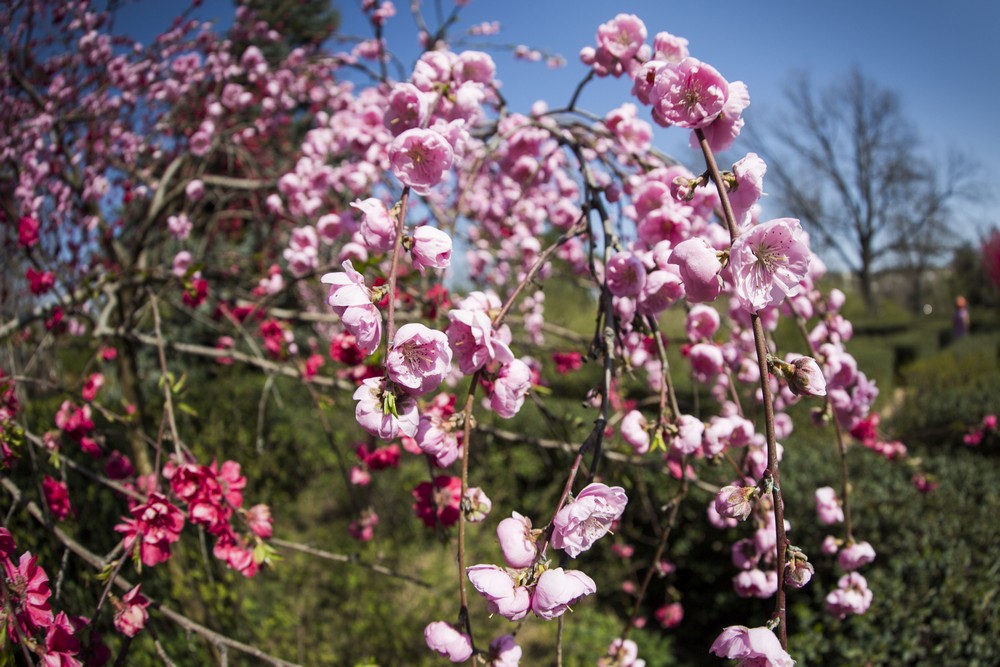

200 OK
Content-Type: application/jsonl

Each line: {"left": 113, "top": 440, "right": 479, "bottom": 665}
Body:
{"left": 0, "top": 2, "right": 914, "bottom": 664}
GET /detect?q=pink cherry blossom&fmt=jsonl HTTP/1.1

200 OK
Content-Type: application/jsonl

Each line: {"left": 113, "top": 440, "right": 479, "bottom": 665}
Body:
{"left": 551, "top": 483, "right": 628, "bottom": 558}
{"left": 410, "top": 225, "right": 452, "bottom": 272}
{"left": 815, "top": 486, "right": 844, "bottom": 525}
{"left": 321, "top": 261, "right": 382, "bottom": 356}
{"left": 490, "top": 359, "right": 532, "bottom": 418}
{"left": 497, "top": 512, "right": 536, "bottom": 568}
{"left": 446, "top": 308, "right": 513, "bottom": 374}
{"left": 694, "top": 80, "right": 750, "bottom": 154}
{"left": 689, "top": 343, "right": 724, "bottom": 383}
{"left": 826, "top": 572, "right": 873, "bottom": 619}
{"left": 18, "top": 215, "right": 40, "bottom": 248}
{"left": 386, "top": 323, "right": 452, "bottom": 395}
{"left": 709, "top": 625, "right": 794, "bottom": 666}
{"left": 43, "top": 611, "right": 80, "bottom": 666}
{"left": 727, "top": 152, "right": 767, "bottom": 226}
{"left": 596, "top": 14, "right": 647, "bottom": 61}
{"left": 686, "top": 304, "right": 721, "bottom": 341}
{"left": 620, "top": 410, "right": 650, "bottom": 455}
{"left": 651, "top": 57, "right": 729, "bottom": 129}
{"left": 352, "top": 198, "right": 397, "bottom": 253}
{"left": 636, "top": 268, "right": 685, "bottom": 316}
{"left": 714, "top": 485, "right": 757, "bottom": 522}
{"left": 424, "top": 621, "right": 473, "bottom": 662}
{"left": 414, "top": 414, "right": 461, "bottom": 467}
{"left": 466, "top": 564, "right": 532, "bottom": 621}
{"left": 412, "top": 475, "right": 462, "bottom": 528}
{"left": 838, "top": 541, "right": 876, "bottom": 571}
{"left": 389, "top": 128, "right": 454, "bottom": 195}
{"left": 486, "top": 634, "right": 522, "bottom": 667}
{"left": 787, "top": 356, "right": 827, "bottom": 397}
{"left": 729, "top": 218, "right": 811, "bottom": 313}
{"left": 384, "top": 83, "right": 428, "bottom": 136}
{"left": 653, "top": 31, "right": 689, "bottom": 63}
{"left": 531, "top": 568, "right": 597, "bottom": 620}
{"left": 606, "top": 251, "right": 647, "bottom": 297}
{"left": 668, "top": 238, "right": 722, "bottom": 303}
{"left": 353, "top": 377, "right": 419, "bottom": 440}
{"left": 670, "top": 414, "right": 704, "bottom": 456}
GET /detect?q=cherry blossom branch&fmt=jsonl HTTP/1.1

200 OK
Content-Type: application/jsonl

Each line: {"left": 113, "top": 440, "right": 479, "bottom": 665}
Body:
{"left": 149, "top": 293, "right": 183, "bottom": 457}
{"left": 751, "top": 313, "right": 788, "bottom": 644}
{"left": 620, "top": 469, "right": 689, "bottom": 644}
{"left": 790, "top": 309, "right": 854, "bottom": 541}
{"left": 697, "top": 128, "right": 789, "bottom": 646}
{"left": 269, "top": 538, "right": 432, "bottom": 588}
{"left": 384, "top": 186, "right": 412, "bottom": 350}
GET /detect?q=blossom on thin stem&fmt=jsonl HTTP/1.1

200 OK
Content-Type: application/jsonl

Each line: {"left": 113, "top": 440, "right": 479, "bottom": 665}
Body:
{"left": 551, "top": 483, "right": 628, "bottom": 558}
{"left": 729, "top": 217, "right": 811, "bottom": 313}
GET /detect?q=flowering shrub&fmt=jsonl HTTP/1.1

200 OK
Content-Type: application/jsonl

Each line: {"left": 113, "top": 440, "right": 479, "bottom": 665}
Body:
{"left": 0, "top": 1, "right": 930, "bottom": 664}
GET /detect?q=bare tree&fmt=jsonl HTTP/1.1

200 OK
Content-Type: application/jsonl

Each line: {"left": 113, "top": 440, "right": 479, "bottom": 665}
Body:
{"left": 756, "top": 69, "right": 970, "bottom": 310}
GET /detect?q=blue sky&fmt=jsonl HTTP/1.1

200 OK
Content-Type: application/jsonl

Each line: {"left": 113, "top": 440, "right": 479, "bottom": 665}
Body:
{"left": 115, "top": 0, "right": 999, "bottom": 240}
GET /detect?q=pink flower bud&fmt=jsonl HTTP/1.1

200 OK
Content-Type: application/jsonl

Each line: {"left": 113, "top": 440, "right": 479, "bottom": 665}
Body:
{"left": 424, "top": 621, "right": 473, "bottom": 662}
{"left": 410, "top": 225, "right": 452, "bottom": 272}
{"left": 497, "top": 512, "right": 536, "bottom": 568}
{"left": 714, "top": 485, "right": 757, "bottom": 521}
{"left": 788, "top": 356, "right": 827, "bottom": 397}
{"left": 837, "top": 540, "right": 876, "bottom": 571}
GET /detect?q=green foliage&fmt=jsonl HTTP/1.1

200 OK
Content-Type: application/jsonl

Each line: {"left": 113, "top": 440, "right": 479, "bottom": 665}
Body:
{"left": 891, "top": 333, "right": 1000, "bottom": 442}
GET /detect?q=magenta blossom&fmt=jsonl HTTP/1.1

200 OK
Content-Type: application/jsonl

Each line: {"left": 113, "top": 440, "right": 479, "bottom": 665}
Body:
{"left": 531, "top": 567, "right": 597, "bottom": 620}
{"left": 651, "top": 57, "right": 729, "bottom": 129}
{"left": 551, "top": 483, "right": 628, "bottom": 558}
{"left": 729, "top": 218, "right": 811, "bottom": 313}
{"left": 410, "top": 225, "right": 452, "bottom": 272}
{"left": 389, "top": 128, "right": 454, "bottom": 195}
{"left": 3, "top": 551, "right": 54, "bottom": 633}
{"left": 424, "top": 621, "right": 473, "bottom": 662}
{"left": 114, "top": 585, "right": 150, "bottom": 638}
{"left": 386, "top": 323, "right": 452, "bottom": 395}
{"left": 353, "top": 377, "right": 419, "bottom": 440}
{"left": 709, "top": 625, "right": 794, "bottom": 666}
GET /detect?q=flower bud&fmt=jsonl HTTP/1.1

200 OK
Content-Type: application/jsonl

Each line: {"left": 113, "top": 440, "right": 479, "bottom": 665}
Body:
{"left": 785, "top": 553, "right": 814, "bottom": 589}
{"left": 788, "top": 356, "right": 826, "bottom": 397}
{"left": 714, "top": 485, "right": 758, "bottom": 521}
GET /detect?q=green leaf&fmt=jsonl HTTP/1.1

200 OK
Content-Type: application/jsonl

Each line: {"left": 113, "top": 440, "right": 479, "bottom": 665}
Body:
{"left": 178, "top": 402, "right": 199, "bottom": 417}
